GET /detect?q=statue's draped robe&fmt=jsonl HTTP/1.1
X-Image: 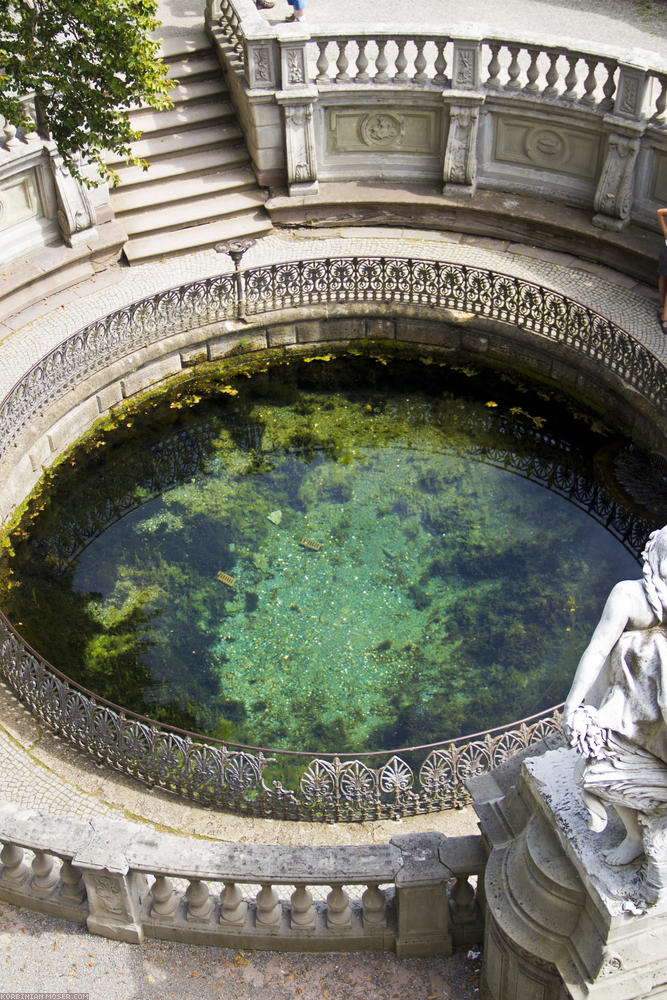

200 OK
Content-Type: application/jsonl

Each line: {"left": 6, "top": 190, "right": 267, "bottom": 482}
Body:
{"left": 581, "top": 624, "right": 667, "bottom": 821}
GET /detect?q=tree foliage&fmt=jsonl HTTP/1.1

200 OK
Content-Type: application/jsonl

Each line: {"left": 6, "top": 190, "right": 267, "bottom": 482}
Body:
{"left": 0, "top": 0, "right": 173, "bottom": 183}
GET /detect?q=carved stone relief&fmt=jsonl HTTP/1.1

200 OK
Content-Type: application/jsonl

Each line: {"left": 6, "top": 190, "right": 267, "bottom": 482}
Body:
{"left": 326, "top": 108, "right": 438, "bottom": 155}
{"left": 613, "top": 66, "right": 647, "bottom": 120}
{"left": 93, "top": 874, "right": 125, "bottom": 915}
{"left": 286, "top": 48, "right": 306, "bottom": 85}
{"left": 251, "top": 46, "right": 273, "bottom": 86}
{"left": 593, "top": 131, "right": 640, "bottom": 220}
{"left": 443, "top": 105, "right": 480, "bottom": 188}
{"left": 454, "top": 49, "right": 476, "bottom": 88}
{"left": 493, "top": 117, "right": 601, "bottom": 178}
{"left": 283, "top": 102, "right": 317, "bottom": 188}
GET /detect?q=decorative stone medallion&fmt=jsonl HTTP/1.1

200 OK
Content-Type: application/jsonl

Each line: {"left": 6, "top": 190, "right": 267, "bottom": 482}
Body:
{"left": 359, "top": 113, "right": 405, "bottom": 148}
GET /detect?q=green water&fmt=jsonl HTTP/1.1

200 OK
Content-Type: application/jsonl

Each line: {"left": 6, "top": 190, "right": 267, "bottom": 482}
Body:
{"left": 0, "top": 354, "right": 651, "bottom": 752}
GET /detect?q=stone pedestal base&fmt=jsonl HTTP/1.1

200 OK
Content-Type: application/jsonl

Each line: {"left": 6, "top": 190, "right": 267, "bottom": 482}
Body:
{"left": 472, "top": 746, "right": 667, "bottom": 1000}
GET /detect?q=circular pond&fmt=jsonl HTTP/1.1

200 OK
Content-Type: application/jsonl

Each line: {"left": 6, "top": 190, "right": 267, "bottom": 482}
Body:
{"left": 1, "top": 352, "right": 662, "bottom": 753}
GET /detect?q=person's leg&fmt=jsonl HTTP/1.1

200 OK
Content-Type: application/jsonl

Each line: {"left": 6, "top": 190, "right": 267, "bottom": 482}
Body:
{"left": 659, "top": 244, "right": 667, "bottom": 329}
{"left": 286, "top": 0, "right": 305, "bottom": 20}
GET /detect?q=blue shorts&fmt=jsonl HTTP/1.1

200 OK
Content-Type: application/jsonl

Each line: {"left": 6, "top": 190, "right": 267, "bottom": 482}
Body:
{"left": 288, "top": 0, "right": 305, "bottom": 9}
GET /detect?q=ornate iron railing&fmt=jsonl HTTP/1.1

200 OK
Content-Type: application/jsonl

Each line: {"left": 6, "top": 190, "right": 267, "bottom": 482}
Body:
{"left": 1, "top": 256, "right": 664, "bottom": 464}
{"left": 0, "top": 254, "right": 664, "bottom": 820}
{"left": 0, "top": 611, "right": 562, "bottom": 821}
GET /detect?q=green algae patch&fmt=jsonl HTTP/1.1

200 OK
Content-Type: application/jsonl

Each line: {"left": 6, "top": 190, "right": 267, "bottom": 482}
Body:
{"left": 0, "top": 353, "right": 657, "bottom": 754}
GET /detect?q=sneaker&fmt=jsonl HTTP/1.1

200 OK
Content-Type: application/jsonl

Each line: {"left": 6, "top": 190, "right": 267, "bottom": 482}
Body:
{"left": 256, "top": 0, "right": 275, "bottom": 8}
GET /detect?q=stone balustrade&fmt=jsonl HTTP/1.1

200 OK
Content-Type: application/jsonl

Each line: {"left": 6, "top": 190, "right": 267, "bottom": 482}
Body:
{"left": 0, "top": 800, "right": 485, "bottom": 952}
{"left": 205, "top": 0, "right": 667, "bottom": 231}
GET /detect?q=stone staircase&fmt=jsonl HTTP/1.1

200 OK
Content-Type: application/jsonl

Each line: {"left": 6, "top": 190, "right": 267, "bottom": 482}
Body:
{"left": 109, "top": 33, "right": 272, "bottom": 265}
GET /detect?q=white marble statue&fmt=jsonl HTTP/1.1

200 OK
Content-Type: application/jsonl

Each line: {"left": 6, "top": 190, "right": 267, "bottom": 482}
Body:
{"left": 563, "top": 525, "right": 667, "bottom": 870}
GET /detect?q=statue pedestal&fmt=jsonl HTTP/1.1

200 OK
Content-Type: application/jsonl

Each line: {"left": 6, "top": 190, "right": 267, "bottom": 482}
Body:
{"left": 472, "top": 745, "right": 667, "bottom": 999}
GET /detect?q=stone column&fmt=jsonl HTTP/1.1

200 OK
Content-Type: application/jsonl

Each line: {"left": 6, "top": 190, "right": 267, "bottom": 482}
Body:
{"left": 592, "top": 62, "right": 648, "bottom": 231}
{"left": 391, "top": 833, "right": 452, "bottom": 958}
{"left": 73, "top": 821, "right": 147, "bottom": 943}
{"left": 593, "top": 122, "right": 643, "bottom": 231}
{"left": 276, "top": 32, "right": 318, "bottom": 196}
{"left": 276, "top": 90, "right": 319, "bottom": 196}
{"left": 245, "top": 32, "right": 279, "bottom": 90}
{"left": 443, "top": 96, "right": 484, "bottom": 198}
{"left": 443, "top": 39, "right": 484, "bottom": 198}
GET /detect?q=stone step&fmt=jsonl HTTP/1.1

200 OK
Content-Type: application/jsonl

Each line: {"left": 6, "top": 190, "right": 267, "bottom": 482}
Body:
{"left": 111, "top": 166, "right": 258, "bottom": 214}
{"left": 163, "top": 51, "right": 221, "bottom": 82}
{"left": 112, "top": 145, "right": 250, "bottom": 189}
{"left": 128, "top": 97, "right": 235, "bottom": 137}
{"left": 158, "top": 31, "right": 212, "bottom": 63}
{"left": 132, "top": 77, "right": 227, "bottom": 118}
{"left": 122, "top": 188, "right": 268, "bottom": 236}
{"left": 106, "top": 122, "right": 243, "bottom": 165}
{"left": 123, "top": 213, "right": 272, "bottom": 265}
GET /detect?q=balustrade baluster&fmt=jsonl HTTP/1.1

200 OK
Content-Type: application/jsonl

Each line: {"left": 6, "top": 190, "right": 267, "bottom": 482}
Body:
{"left": 290, "top": 884, "right": 316, "bottom": 931}
{"left": 374, "top": 39, "right": 390, "bottom": 83}
{"left": 394, "top": 38, "right": 409, "bottom": 83}
{"left": 0, "top": 844, "right": 29, "bottom": 887}
{"left": 185, "top": 878, "right": 213, "bottom": 921}
{"left": 151, "top": 875, "right": 179, "bottom": 919}
{"left": 543, "top": 52, "right": 560, "bottom": 98}
{"left": 563, "top": 54, "right": 579, "bottom": 100}
{"left": 315, "top": 40, "right": 331, "bottom": 84}
{"left": 601, "top": 61, "right": 617, "bottom": 108}
{"left": 525, "top": 48, "right": 540, "bottom": 94}
{"left": 361, "top": 883, "right": 386, "bottom": 928}
{"left": 335, "top": 40, "right": 351, "bottom": 83}
{"left": 2, "top": 124, "right": 20, "bottom": 151}
{"left": 31, "top": 851, "right": 59, "bottom": 894}
{"left": 355, "top": 39, "right": 370, "bottom": 83}
{"left": 433, "top": 40, "right": 448, "bottom": 86}
{"left": 485, "top": 42, "right": 502, "bottom": 89}
{"left": 220, "top": 881, "right": 247, "bottom": 927}
{"left": 653, "top": 78, "right": 667, "bottom": 124}
{"left": 59, "top": 860, "right": 86, "bottom": 904}
{"left": 581, "top": 58, "right": 598, "bottom": 105}
{"left": 256, "top": 883, "right": 282, "bottom": 929}
{"left": 414, "top": 40, "right": 428, "bottom": 84}
{"left": 326, "top": 883, "right": 352, "bottom": 930}
{"left": 506, "top": 46, "right": 521, "bottom": 90}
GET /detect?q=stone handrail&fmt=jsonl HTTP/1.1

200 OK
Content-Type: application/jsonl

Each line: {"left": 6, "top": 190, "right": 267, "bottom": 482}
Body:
{"left": 0, "top": 800, "right": 485, "bottom": 951}
{"left": 0, "top": 255, "right": 664, "bottom": 821}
